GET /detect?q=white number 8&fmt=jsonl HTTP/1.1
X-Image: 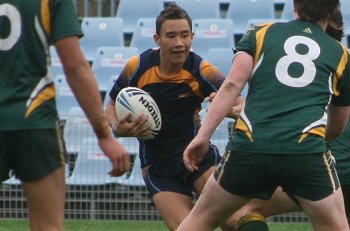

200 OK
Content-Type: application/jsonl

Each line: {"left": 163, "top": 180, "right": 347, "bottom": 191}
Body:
{"left": 275, "top": 36, "right": 320, "bottom": 88}
{"left": 0, "top": 4, "right": 21, "bottom": 51}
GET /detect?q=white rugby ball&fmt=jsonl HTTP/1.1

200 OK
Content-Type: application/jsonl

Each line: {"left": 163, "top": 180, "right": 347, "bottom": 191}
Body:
{"left": 115, "top": 87, "right": 162, "bottom": 140}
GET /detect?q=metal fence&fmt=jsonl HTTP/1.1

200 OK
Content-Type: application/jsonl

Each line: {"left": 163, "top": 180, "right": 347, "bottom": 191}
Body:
{"left": 0, "top": 0, "right": 310, "bottom": 224}
{"left": 0, "top": 111, "right": 308, "bottom": 222}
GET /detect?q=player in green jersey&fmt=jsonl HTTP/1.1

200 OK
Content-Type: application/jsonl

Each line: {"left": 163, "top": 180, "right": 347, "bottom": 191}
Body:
{"left": 0, "top": 1, "right": 130, "bottom": 231}
{"left": 177, "top": 0, "right": 350, "bottom": 230}
{"left": 226, "top": 7, "right": 350, "bottom": 231}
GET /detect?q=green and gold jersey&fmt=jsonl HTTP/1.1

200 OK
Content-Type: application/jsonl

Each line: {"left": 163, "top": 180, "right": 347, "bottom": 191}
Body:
{"left": 229, "top": 20, "right": 350, "bottom": 154}
{"left": 331, "top": 121, "right": 350, "bottom": 185}
{"left": 0, "top": 0, "right": 82, "bottom": 130}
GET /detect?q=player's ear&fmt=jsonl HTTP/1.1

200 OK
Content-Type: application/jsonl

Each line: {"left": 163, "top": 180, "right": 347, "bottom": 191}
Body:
{"left": 153, "top": 34, "right": 160, "bottom": 46}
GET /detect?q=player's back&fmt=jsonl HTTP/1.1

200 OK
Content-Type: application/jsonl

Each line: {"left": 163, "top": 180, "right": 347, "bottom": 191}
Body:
{"left": 0, "top": 0, "right": 82, "bottom": 130}
{"left": 230, "top": 20, "right": 350, "bottom": 154}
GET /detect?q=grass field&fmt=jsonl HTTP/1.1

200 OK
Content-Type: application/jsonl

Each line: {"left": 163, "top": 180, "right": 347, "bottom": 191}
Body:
{"left": 0, "top": 220, "right": 313, "bottom": 231}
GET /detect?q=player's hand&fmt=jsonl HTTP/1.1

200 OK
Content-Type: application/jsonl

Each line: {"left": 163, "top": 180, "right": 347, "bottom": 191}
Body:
{"left": 205, "top": 92, "right": 217, "bottom": 103}
{"left": 183, "top": 137, "right": 209, "bottom": 172}
{"left": 113, "top": 112, "right": 151, "bottom": 137}
{"left": 98, "top": 136, "right": 131, "bottom": 176}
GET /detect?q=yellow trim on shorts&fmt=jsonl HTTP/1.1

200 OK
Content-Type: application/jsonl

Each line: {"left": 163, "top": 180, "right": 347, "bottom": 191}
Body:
{"left": 55, "top": 121, "right": 66, "bottom": 166}
{"left": 322, "top": 152, "right": 336, "bottom": 193}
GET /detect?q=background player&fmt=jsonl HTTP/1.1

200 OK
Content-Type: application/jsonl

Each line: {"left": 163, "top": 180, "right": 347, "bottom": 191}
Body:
{"left": 105, "top": 4, "right": 242, "bottom": 231}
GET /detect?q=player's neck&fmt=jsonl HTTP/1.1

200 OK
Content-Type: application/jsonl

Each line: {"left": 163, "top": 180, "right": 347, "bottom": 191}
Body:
{"left": 158, "top": 62, "right": 183, "bottom": 77}
{"left": 295, "top": 14, "right": 328, "bottom": 31}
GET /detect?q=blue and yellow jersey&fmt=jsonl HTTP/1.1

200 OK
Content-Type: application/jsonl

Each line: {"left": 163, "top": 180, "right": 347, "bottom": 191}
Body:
{"left": 0, "top": 0, "right": 82, "bottom": 130}
{"left": 229, "top": 20, "right": 350, "bottom": 154}
{"left": 109, "top": 49, "right": 225, "bottom": 167}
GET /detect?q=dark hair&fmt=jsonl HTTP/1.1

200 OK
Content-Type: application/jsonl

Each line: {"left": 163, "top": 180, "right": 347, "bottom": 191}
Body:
{"left": 155, "top": 4, "right": 192, "bottom": 35}
{"left": 294, "top": 0, "right": 339, "bottom": 22}
{"left": 326, "top": 7, "right": 344, "bottom": 42}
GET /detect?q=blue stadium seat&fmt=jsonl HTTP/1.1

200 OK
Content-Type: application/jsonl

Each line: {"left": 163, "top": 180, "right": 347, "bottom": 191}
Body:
{"left": 340, "top": 0, "right": 350, "bottom": 35}
{"left": 173, "top": 0, "right": 220, "bottom": 19}
{"left": 55, "top": 75, "right": 80, "bottom": 120}
{"left": 129, "top": 18, "right": 158, "bottom": 52}
{"left": 204, "top": 47, "right": 234, "bottom": 76}
{"left": 66, "top": 138, "right": 127, "bottom": 186}
{"left": 116, "top": 0, "right": 164, "bottom": 34}
{"left": 80, "top": 17, "right": 124, "bottom": 62}
{"left": 50, "top": 45, "right": 64, "bottom": 77}
{"left": 92, "top": 46, "right": 139, "bottom": 92}
{"left": 63, "top": 107, "right": 95, "bottom": 155}
{"left": 280, "top": 0, "right": 294, "bottom": 21}
{"left": 225, "top": 0, "right": 275, "bottom": 44}
{"left": 191, "top": 19, "right": 234, "bottom": 57}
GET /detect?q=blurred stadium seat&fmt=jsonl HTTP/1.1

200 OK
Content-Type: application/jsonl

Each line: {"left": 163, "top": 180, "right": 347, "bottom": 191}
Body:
{"left": 63, "top": 107, "right": 95, "bottom": 155}
{"left": 129, "top": 18, "right": 158, "bottom": 52}
{"left": 55, "top": 75, "right": 80, "bottom": 120}
{"left": 340, "top": 0, "right": 350, "bottom": 35}
{"left": 204, "top": 47, "right": 233, "bottom": 76}
{"left": 280, "top": 0, "right": 294, "bottom": 20}
{"left": 173, "top": 0, "right": 220, "bottom": 20}
{"left": 66, "top": 138, "right": 127, "bottom": 186}
{"left": 92, "top": 46, "right": 139, "bottom": 92}
{"left": 225, "top": 0, "right": 275, "bottom": 44}
{"left": 50, "top": 45, "right": 64, "bottom": 77}
{"left": 191, "top": 18, "right": 234, "bottom": 57}
{"left": 116, "top": 0, "right": 164, "bottom": 34}
{"left": 80, "top": 17, "right": 124, "bottom": 62}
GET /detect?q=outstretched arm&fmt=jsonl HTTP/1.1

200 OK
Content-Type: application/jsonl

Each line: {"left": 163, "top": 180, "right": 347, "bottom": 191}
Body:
{"left": 54, "top": 36, "right": 130, "bottom": 176}
{"left": 183, "top": 52, "right": 253, "bottom": 171}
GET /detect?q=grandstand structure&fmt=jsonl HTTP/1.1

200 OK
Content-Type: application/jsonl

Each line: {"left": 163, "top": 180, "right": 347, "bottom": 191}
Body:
{"left": 1, "top": 0, "right": 348, "bottom": 223}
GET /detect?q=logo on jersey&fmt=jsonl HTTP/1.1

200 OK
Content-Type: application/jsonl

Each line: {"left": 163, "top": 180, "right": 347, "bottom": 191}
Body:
{"left": 303, "top": 28, "right": 312, "bottom": 34}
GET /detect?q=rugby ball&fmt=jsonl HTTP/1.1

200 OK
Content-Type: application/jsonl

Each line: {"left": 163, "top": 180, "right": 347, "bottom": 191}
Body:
{"left": 115, "top": 87, "right": 162, "bottom": 140}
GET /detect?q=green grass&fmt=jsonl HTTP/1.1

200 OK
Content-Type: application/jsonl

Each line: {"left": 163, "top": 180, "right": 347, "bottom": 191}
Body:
{"left": 0, "top": 220, "right": 313, "bottom": 231}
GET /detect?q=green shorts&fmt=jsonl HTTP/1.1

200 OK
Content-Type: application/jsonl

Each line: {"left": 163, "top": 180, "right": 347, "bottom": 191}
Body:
{"left": 214, "top": 150, "right": 340, "bottom": 201}
{"left": 0, "top": 126, "right": 67, "bottom": 182}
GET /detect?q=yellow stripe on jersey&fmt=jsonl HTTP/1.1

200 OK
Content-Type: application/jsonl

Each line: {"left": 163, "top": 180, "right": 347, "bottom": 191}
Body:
{"left": 25, "top": 85, "right": 56, "bottom": 118}
{"left": 254, "top": 23, "right": 274, "bottom": 66}
{"left": 298, "top": 126, "right": 325, "bottom": 143}
{"left": 125, "top": 56, "right": 206, "bottom": 99}
{"left": 40, "top": 0, "right": 51, "bottom": 36}
{"left": 235, "top": 117, "right": 253, "bottom": 142}
{"left": 332, "top": 46, "right": 349, "bottom": 96}
{"left": 123, "top": 55, "right": 139, "bottom": 77}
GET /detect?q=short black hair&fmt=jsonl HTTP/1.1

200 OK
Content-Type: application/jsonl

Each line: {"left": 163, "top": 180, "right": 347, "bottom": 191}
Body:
{"left": 155, "top": 4, "right": 192, "bottom": 35}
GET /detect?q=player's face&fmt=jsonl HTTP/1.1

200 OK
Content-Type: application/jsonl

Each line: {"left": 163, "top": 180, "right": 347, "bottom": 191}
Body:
{"left": 154, "top": 19, "right": 193, "bottom": 65}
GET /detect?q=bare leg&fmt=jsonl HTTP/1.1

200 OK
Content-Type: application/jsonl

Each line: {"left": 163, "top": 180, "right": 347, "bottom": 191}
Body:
{"left": 231, "top": 187, "right": 301, "bottom": 223}
{"left": 178, "top": 175, "right": 251, "bottom": 231}
{"left": 152, "top": 192, "right": 193, "bottom": 231}
{"left": 298, "top": 188, "right": 349, "bottom": 231}
{"left": 193, "top": 166, "right": 237, "bottom": 231}
{"left": 22, "top": 166, "right": 66, "bottom": 231}
{"left": 224, "top": 187, "right": 301, "bottom": 230}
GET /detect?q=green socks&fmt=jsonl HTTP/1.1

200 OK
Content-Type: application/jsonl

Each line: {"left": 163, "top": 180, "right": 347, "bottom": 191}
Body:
{"left": 236, "top": 214, "right": 269, "bottom": 231}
